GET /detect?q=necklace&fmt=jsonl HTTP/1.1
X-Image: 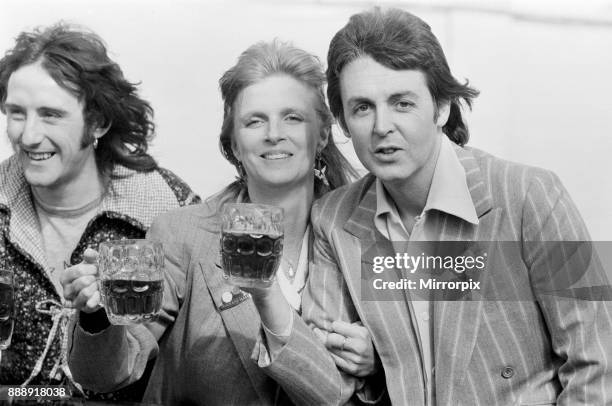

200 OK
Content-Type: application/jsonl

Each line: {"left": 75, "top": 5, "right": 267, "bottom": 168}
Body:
{"left": 283, "top": 258, "right": 297, "bottom": 282}
{"left": 281, "top": 249, "right": 300, "bottom": 283}
{"left": 281, "top": 232, "right": 306, "bottom": 283}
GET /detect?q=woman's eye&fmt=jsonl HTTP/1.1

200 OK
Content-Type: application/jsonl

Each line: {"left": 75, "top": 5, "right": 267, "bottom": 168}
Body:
{"left": 396, "top": 101, "right": 415, "bottom": 110}
{"left": 43, "top": 111, "right": 62, "bottom": 120}
{"left": 246, "top": 119, "right": 263, "bottom": 128}
{"left": 285, "top": 114, "right": 303, "bottom": 123}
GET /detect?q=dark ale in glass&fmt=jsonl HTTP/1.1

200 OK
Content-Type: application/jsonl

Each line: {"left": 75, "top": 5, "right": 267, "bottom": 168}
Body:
{"left": 100, "top": 279, "right": 163, "bottom": 325}
{"left": 0, "top": 281, "right": 14, "bottom": 350}
{"left": 221, "top": 231, "right": 283, "bottom": 287}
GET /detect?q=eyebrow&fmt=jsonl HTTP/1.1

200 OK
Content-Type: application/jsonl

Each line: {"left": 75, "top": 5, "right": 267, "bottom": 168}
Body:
{"left": 3, "top": 103, "right": 23, "bottom": 111}
{"left": 280, "top": 107, "right": 307, "bottom": 116}
{"left": 38, "top": 106, "right": 69, "bottom": 117}
{"left": 239, "top": 106, "right": 307, "bottom": 119}
{"left": 344, "top": 96, "right": 371, "bottom": 108}
{"left": 3, "top": 103, "right": 69, "bottom": 116}
{"left": 345, "top": 91, "right": 420, "bottom": 106}
{"left": 389, "top": 91, "right": 420, "bottom": 102}
{"left": 237, "top": 110, "right": 267, "bottom": 121}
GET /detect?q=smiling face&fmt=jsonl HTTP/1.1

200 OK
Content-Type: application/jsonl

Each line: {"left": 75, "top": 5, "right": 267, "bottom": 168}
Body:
{"left": 4, "top": 61, "right": 106, "bottom": 192}
{"left": 231, "top": 74, "right": 327, "bottom": 192}
{"left": 340, "top": 56, "right": 449, "bottom": 192}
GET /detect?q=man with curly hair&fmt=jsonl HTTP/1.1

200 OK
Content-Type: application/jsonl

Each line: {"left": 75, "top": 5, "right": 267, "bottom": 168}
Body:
{"left": 0, "top": 23, "right": 199, "bottom": 401}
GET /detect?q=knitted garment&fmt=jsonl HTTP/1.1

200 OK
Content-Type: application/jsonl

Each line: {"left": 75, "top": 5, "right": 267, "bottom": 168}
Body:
{"left": 0, "top": 156, "right": 200, "bottom": 401}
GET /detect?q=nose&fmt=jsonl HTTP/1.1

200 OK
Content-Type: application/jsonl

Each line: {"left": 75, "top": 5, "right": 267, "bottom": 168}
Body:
{"left": 265, "top": 120, "right": 286, "bottom": 144}
{"left": 20, "top": 116, "right": 45, "bottom": 146}
{"left": 373, "top": 106, "right": 394, "bottom": 137}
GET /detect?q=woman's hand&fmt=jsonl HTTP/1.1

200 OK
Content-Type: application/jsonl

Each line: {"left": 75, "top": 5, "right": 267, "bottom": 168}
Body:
{"left": 314, "top": 320, "right": 379, "bottom": 377}
{"left": 242, "top": 280, "right": 293, "bottom": 336}
{"left": 60, "top": 248, "right": 101, "bottom": 313}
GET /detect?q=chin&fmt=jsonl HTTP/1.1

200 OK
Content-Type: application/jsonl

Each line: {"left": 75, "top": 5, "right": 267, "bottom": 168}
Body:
{"left": 260, "top": 174, "right": 311, "bottom": 190}
{"left": 372, "top": 167, "right": 415, "bottom": 184}
{"left": 23, "top": 171, "right": 57, "bottom": 189}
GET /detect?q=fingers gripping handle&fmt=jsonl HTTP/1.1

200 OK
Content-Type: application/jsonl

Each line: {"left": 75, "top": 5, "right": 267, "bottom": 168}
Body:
{"left": 64, "top": 248, "right": 101, "bottom": 309}
{"left": 83, "top": 248, "right": 99, "bottom": 265}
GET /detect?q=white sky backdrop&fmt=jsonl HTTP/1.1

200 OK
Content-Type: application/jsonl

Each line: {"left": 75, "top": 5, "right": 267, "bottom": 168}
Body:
{"left": 1, "top": 0, "right": 611, "bottom": 239}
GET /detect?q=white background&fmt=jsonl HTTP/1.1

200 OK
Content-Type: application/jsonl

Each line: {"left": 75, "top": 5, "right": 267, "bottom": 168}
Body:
{"left": 1, "top": 0, "right": 611, "bottom": 238}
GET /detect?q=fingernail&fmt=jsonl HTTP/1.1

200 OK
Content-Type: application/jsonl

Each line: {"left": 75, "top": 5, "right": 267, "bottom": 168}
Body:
{"left": 83, "top": 248, "right": 99, "bottom": 263}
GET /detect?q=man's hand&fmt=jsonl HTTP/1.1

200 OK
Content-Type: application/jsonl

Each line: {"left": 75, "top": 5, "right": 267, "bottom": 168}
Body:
{"left": 60, "top": 248, "right": 101, "bottom": 313}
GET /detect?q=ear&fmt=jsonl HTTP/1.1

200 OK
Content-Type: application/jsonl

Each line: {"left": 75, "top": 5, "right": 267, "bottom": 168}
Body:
{"left": 318, "top": 127, "right": 330, "bottom": 152}
{"left": 339, "top": 117, "right": 351, "bottom": 138}
{"left": 92, "top": 121, "right": 111, "bottom": 140}
{"left": 231, "top": 137, "right": 242, "bottom": 161}
{"left": 435, "top": 101, "right": 451, "bottom": 128}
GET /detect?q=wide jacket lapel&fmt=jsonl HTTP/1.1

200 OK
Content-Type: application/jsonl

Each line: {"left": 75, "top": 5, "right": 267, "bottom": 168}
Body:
{"left": 198, "top": 233, "right": 276, "bottom": 405}
{"left": 433, "top": 146, "right": 504, "bottom": 405}
{"left": 342, "top": 176, "right": 427, "bottom": 405}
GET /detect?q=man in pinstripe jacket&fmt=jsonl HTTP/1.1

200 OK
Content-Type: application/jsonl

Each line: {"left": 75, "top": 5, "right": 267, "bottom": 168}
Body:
{"left": 273, "top": 7, "right": 612, "bottom": 406}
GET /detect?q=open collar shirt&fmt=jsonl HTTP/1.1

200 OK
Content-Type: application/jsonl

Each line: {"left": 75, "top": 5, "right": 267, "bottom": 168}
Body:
{"left": 373, "top": 135, "right": 478, "bottom": 405}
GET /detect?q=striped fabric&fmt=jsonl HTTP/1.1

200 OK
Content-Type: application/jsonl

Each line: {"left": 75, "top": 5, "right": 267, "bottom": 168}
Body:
{"left": 68, "top": 199, "right": 350, "bottom": 406}
{"left": 300, "top": 144, "right": 612, "bottom": 406}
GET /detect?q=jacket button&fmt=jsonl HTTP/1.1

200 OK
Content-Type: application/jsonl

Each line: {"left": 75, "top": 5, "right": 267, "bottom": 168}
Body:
{"left": 221, "top": 292, "right": 233, "bottom": 304}
{"left": 501, "top": 366, "right": 515, "bottom": 379}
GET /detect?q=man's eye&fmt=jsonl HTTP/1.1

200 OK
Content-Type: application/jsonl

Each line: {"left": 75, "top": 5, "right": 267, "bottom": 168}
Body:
{"left": 8, "top": 111, "right": 25, "bottom": 121}
{"left": 353, "top": 104, "right": 370, "bottom": 115}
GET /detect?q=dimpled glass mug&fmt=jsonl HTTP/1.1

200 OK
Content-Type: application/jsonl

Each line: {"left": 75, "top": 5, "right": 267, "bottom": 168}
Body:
{"left": 0, "top": 270, "right": 14, "bottom": 350}
{"left": 221, "top": 203, "right": 284, "bottom": 288}
{"left": 98, "top": 240, "right": 164, "bottom": 325}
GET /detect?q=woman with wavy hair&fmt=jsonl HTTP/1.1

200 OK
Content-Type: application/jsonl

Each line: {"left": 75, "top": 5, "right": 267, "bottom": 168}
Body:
{"left": 63, "top": 40, "right": 378, "bottom": 405}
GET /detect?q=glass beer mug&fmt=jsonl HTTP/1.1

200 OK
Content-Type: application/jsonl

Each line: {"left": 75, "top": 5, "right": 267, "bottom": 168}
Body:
{"left": 0, "top": 270, "right": 14, "bottom": 351}
{"left": 98, "top": 240, "right": 164, "bottom": 325}
{"left": 220, "top": 203, "right": 284, "bottom": 288}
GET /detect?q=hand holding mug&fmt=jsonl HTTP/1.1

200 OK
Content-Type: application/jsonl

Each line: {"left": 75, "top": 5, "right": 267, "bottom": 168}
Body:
{"left": 60, "top": 248, "right": 101, "bottom": 313}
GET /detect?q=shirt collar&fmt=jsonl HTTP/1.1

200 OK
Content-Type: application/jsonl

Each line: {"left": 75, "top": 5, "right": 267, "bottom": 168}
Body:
{"left": 0, "top": 155, "right": 184, "bottom": 232}
{"left": 425, "top": 136, "right": 478, "bottom": 225}
{"left": 1, "top": 155, "right": 184, "bottom": 272}
{"left": 375, "top": 136, "right": 478, "bottom": 227}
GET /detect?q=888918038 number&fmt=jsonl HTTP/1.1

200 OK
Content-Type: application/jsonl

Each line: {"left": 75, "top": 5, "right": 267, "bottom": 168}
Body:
{"left": 1, "top": 385, "right": 69, "bottom": 400}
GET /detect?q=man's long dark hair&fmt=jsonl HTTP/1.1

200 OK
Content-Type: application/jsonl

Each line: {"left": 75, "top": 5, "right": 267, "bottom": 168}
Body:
{"left": 0, "top": 22, "right": 157, "bottom": 174}
{"left": 327, "top": 7, "right": 479, "bottom": 146}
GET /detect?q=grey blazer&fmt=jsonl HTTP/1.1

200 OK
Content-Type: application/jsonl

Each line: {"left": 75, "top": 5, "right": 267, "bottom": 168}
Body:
{"left": 67, "top": 197, "right": 345, "bottom": 405}
{"left": 267, "top": 144, "right": 612, "bottom": 406}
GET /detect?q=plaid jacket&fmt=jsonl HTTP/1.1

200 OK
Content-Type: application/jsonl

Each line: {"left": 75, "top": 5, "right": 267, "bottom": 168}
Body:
{"left": 0, "top": 155, "right": 200, "bottom": 400}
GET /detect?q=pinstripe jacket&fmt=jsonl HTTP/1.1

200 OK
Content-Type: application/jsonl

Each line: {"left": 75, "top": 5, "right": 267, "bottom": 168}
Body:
{"left": 290, "top": 144, "right": 612, "bottom": 406}
{"left": 67, "top": 196, "right": 349, "bottom": 406}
